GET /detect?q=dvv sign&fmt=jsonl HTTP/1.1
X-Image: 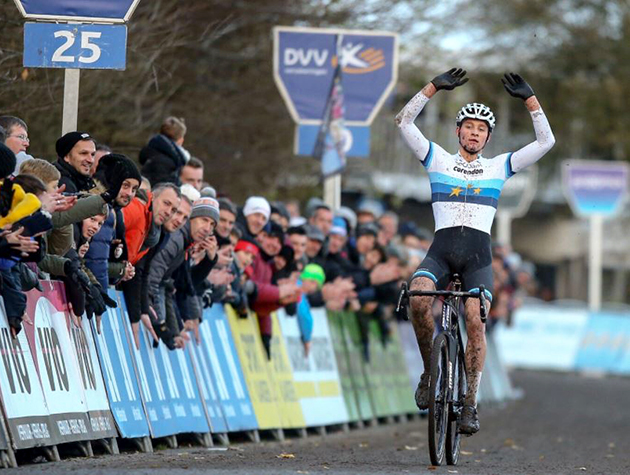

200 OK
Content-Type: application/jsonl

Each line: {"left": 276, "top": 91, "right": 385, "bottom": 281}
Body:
{"left": 274, "top": 26, "right": 398, "bottom": 157}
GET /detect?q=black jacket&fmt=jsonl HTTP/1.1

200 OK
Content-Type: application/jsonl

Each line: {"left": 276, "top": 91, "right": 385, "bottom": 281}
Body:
{"left": 139, "top": 134, "right": 187, "bottom": 186}
{"left": 54, "top": 159, "right": 95, "bottom": 194}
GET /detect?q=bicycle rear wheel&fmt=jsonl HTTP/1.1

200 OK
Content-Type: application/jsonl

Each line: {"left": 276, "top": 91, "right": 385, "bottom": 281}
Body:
{"left": 446, "top": 351, "right": 466, "bottom": 465}
{"left": 428, "top": 333, "right": 450, "bottom": 466}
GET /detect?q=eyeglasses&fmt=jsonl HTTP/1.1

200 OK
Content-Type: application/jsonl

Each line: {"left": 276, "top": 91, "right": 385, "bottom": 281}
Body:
{"left": 9, "top": 134, "right": 29, "bottom": 142}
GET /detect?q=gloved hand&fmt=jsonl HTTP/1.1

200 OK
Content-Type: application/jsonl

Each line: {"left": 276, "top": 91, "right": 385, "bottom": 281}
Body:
{"left": 502, "top": 72, "right": 535, "bottom": 100}
{"left": 100, "top": 160, "right": 130, "bottom": 204}
{"left": 8, "top": 316, "right": 22, "bottom": 337}
{"left": 64, "top": 258, "right": 92, "bottom": 292}
{"left": 85, "top": 284, "right": 107, "bottom": 318}
{"left": 151, "top": 320, "right": 177, "bottom": 350}
{"left": 431, "top": 68, "right": 469, "bottom": 91}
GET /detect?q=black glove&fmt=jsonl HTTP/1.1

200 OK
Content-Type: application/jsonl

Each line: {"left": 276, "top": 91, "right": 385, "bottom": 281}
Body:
{"left": 431, "top": 68, "right": 468, "bottom": 91}
{"left": 8, "top": 316, "right": 22, "bottom": 336}
{"left": 152, "top": 320, "right": 177, "bottom": 350}
{"left": 100, "top": 160, "right": 130, "bottom": 204}
{"left": 86, "top": 284, "right": 107, "bottom": 317}
{"left": 99, "top": 287, "right": 118, "bottom": 308}
{"left": 64, "top": 259, "right": 92, "bottom": 291}
{"left": 502, "top": 72, "right": 535, "bottom": 100}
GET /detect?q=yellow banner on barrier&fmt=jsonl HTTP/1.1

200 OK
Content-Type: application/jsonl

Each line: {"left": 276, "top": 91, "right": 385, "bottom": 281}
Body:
{"left": 224, "top": 306, "right": 282, "bottom": 429}
{"left": 269, "top": 313, "right": 306, "bottom": 429}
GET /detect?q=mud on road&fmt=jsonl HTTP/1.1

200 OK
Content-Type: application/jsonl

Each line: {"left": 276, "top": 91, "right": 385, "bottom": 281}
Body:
{"left": 5, "top": 370, "right": 630, "bottom": 475}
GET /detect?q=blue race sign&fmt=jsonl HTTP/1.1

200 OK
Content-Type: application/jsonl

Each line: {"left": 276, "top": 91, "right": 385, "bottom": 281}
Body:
{"left": 24, "top": 23, "right": 128, "bottom": 70}
{"left": 274, "top": 27, "right": 398, "bottom": 125}
{"left": 562, "top": 160, "right": 630, "bottom": 217}
{"left": 274, "top": 26, "right": 398, "bottom": 158}
{"left": 13, "top": 0, "right": 140, "bottom": 23}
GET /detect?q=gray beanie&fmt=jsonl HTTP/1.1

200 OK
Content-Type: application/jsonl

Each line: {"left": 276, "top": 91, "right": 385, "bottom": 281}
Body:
{"left": 190, "top": 197, "right": 220, "bottom": 223}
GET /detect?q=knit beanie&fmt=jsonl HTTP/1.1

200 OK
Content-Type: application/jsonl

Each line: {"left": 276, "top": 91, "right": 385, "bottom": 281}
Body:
{"left": 301, "top": 263, "right": 326, "bottom": 288}
{"left": 55, "top": 131, "right": 93, "bottom": 158}
{"left": 243, "top": 196, "right": 270, "bottom": 221}
{"left": 95, "top": 153, "right": 141, "bottom": 187}
{"left": 329, "top": 216, "right": 348, "bottom": 237}
{"left": 190, "top": 197, "right": 220, "bottom": 223}
{"left": 234, "top": 239, "right": 259, "bottom": 256}
{"left": 200, "top": 186, "right": 216, "bottom": 198}
{"left": 0, "top": 143, "right": 16, "bottom": 179}
{"left": 180, "top": 183, "right": 200, "bottom": 203}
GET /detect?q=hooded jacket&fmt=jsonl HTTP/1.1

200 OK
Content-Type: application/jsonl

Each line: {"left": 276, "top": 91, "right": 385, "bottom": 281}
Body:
{"left": 139, "top": 134, "right": 188, "bottom": 186}
{"left": 122, "top": 189, "right": 153, "bottom": 265}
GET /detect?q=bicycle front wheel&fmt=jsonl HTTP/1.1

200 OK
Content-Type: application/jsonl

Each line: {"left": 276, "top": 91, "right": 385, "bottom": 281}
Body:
{"left": 446, "top": 350, "right": 466, "bottom": 465}
{"left": 428, "top": 333, "right": 450, "bottom": 466}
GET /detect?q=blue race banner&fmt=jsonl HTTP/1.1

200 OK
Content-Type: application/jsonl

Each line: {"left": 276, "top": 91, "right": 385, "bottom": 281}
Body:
{"left": 24, "top": 23, "right": 128, "bottom": 70}
{"left": 117, "top": 294, "right": 178, "bottom": 439}
{"left": 562, "top": 160, "right": 629, "bottom": 217}
{"left": 187, "top": 335, "right": 229, "bottom": 434}
{"left": 200, "top": 306, "right": 258, "bottom": 432}
{"left": 92, "top": 293, "right": 150, "bottom": 439}
{"left": 14, "top": 0, "right": 140, "bottom": 22}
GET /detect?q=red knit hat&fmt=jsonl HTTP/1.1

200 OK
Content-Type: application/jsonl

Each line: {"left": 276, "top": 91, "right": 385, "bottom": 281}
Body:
{"left": 235, "top": 239, "right": 259, "bottom": 256}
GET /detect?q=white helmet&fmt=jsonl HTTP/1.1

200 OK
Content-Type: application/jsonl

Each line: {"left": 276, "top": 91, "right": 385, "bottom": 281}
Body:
{"left": 456, "top": 103, "right": 496, "bottom": 131}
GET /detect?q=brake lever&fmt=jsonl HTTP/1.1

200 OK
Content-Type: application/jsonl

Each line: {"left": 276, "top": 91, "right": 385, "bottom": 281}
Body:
{"left": 478, "top": 284, "right": 488, "bottom": 323}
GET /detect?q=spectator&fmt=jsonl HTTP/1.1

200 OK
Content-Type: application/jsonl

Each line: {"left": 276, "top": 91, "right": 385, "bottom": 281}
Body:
{"left": 246, "top": 221, "right": 300, "bottom": 359}
{"left": 216, "top": 198, "right": 237, "bottom": 242}
{"left": 309, "top": 203, "right": 333, "bottom": 236}
{"left": 285, "top": 199, "right": 300, "bottom": 219}
{"left": 139, "top": 116, "right": 189, "bottom": 186}
{"left": 356, "top": 198, "right": 383, "bottom": 224}
{"left": 54, "top": 131, "right": 97, "bottom": 193}
{"left": 378, "top": 211, "right": 399, "bottom": 247}
{"left": 91, "top": 143, "right": 112, "bottom": 176}
{"left": 296, "top": 263, "right": 326, "bottom": 356}
{"left": 147, "top": 197, "right": 219, "bottom": 347}
{"left": 287, "top": 226, "right": 307, "bottom": 271}
{"left": 84, "top": 154, "right": 142, "bottom": 290}
{"left": 179, "top": 157, "right": 204, "bottom": 191}
{"left": 304, "top": 224, "right": 325, "bottom": 263}
{"left": 270, "top": 202, "right": 291, "bottom": 231}
{"left": 236, "top": 196, "right": 270, "bottom": 241}
{"left": 0, "top": 116, "right": 29, "bottom": 155}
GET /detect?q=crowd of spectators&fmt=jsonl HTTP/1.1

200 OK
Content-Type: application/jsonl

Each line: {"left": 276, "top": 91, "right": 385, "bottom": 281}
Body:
{"left": 0, "top": 114, "right": 539, "bottom": 361}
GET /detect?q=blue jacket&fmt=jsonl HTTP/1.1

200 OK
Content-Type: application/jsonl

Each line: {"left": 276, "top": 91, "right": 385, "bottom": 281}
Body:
{"left": 84, "top": 209, "right": 115, "bottom": 289}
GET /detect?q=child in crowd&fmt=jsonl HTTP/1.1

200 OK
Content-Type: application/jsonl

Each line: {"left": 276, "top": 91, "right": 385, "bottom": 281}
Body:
{"left": 297, "top": 263, "right": 326, "bottom": 356}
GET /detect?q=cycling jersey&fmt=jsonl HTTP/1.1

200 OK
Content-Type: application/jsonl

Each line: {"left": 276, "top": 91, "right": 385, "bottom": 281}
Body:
{"left": 396, "top": 93, "right": 555, "bottom": 234}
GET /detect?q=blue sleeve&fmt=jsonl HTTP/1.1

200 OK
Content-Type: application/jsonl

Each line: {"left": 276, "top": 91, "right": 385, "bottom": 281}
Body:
{"left": 297, "top": 296, "right": 314, "bottom": 343}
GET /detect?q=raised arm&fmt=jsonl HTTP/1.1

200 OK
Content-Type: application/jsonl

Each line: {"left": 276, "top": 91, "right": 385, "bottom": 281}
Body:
{"left": 395, "top": 68, "right": 468, "bottom": 163}
{"left": 502, "top": 73, "right": 556, "bottom": 174}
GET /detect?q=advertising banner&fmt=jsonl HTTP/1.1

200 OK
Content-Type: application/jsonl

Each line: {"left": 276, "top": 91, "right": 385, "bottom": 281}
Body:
{"left": 117, "top": 295, "right": 178, "bottom": 438}
{"left": 276, "top": 308, "right": 348, "bottom": 427}
{"left": 269, "top": 313, "right": 306, "bottom": 428}
{"left": 91, "top": 293, "right": 150, "bottom": 438}
{"left": 200, "top": 306, "right": 257, "bottom": 432}
{"left": 225, "top": 307, "right": 282, "bottom": 429}
{"left": 0, "top": 297, "right": 55, "bottom": 449}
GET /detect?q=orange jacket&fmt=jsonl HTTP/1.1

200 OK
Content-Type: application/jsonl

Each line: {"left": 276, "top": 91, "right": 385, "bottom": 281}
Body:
{"left": 122, "top": 190, "right": 153, "bottom": 265}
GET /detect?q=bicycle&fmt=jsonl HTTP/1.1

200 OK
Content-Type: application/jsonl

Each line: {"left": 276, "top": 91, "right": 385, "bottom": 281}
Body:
{"left": 395, "top": 274, "right": 488, "bottom": 466}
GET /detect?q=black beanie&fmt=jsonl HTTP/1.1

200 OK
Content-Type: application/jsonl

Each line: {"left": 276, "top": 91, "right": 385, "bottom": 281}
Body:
{"left": 95, "top": 153, "right": 141, "bottom": 187}
{"left": 0, "top": 143, "right": 16, "bottom": 179}
{"left": 55, "top": 131, "right": 93, "bottom": 159}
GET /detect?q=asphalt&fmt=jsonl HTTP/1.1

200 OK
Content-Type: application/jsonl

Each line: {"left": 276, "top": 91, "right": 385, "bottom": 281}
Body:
{"left": 4, "top": 370, "right": 630, "bottom": 474}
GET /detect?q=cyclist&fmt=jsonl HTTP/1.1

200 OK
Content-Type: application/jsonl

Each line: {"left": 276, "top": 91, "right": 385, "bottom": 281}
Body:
{"left": 395, "top": 69, "right": 555, "bottom": 434}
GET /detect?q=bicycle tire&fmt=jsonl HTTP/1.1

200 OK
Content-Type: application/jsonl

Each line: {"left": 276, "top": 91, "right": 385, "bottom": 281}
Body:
{"left": 428, "top": 333, "right": 449, "bottom": 466}
{"left": 446, "top": 350, "right": 466, "bottom": 465}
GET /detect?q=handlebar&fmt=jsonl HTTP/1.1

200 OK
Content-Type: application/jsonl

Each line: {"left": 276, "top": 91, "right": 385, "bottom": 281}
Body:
{"left": 395, "top": 281, "right": 489, "bottom": 323}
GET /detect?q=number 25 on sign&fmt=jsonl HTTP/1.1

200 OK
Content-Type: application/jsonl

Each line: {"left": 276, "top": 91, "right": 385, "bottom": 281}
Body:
{"left": 23, "top": 22, "right": 128, "bottom": 70}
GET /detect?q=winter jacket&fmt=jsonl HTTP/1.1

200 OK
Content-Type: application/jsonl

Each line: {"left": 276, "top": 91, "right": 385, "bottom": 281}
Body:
{"left": 53, "top": 159, "right": 95, "bottom": 194}
{"left": 48, "top": 194, "right": 108, "bottom": 256}
{"left": 245, "top": 251, "right": 281, "bottom": 337}
{"left": 122, "top": 189, "right": 153, "bottom": 265}
{"left": 84, "top": 209, "right": 115, "bottom": 289}
{"left": 146, "top": 221, "right": 197, "bottom": 322}
{"left": 0, "top": 182, "right": 41, "bottom": 228}
{"left": 139, "top": 134, "right": 188, "bottom": 186}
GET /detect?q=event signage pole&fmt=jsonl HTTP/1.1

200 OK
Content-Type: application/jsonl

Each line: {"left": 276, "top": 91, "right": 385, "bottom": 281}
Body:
{"left": 14, "top": 0, "right": 139, "bottom": 135}
{"left": 562, "top": 160, "right": 630, "bottom": 311}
